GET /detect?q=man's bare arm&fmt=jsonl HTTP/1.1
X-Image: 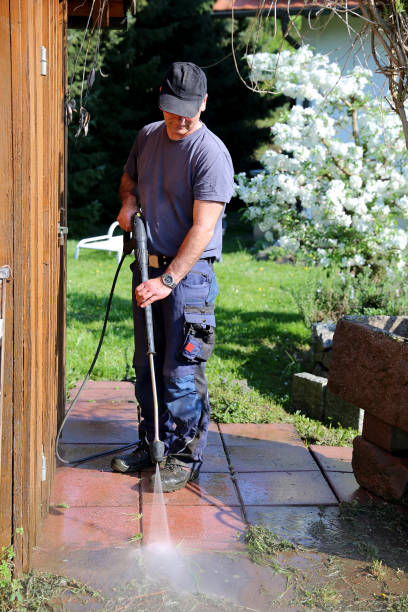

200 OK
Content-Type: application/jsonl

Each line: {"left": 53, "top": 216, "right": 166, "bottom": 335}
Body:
{"left": 166, "top": 200, "right": 224, "bottom": 284}
{"left": 135, "top": 199, "right": 224, "bottom": 308}
{"left": 117, "top": 172, "right": 140, "bottom": 232}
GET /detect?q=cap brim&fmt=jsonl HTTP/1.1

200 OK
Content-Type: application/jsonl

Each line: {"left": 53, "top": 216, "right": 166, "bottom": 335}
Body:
{"left": 159, "top": 93, "right": 201, "bottom": 118}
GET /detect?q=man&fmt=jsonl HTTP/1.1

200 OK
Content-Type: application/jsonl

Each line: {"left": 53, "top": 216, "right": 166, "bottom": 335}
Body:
{"left": 111, "top": 62, "right": 234, "bottom": 492}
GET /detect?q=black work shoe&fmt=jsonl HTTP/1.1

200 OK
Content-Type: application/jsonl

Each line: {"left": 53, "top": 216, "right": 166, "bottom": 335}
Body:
{"left": 111, "top": 444, "right": 153, "bottom": 473}
{"left": 151, "top": 456, "right": 199, "bottom": 492}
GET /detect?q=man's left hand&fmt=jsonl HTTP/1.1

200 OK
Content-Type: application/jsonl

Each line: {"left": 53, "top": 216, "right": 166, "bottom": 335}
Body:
{"left": 135, "top": 277, "right": 172, "bottom": 308}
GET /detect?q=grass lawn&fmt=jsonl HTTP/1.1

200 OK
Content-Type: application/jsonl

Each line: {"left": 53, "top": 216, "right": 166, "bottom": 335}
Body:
{"left": 66, "top": 213, "right": 356, "bottom": 446}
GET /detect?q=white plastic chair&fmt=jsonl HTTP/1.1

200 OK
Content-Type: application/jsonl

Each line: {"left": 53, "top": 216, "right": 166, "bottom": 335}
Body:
{"left": 74, "top": 221, "right": 123, "bottom": 264}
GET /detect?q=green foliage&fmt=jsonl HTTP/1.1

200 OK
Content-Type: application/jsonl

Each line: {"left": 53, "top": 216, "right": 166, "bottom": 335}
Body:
{"left": 298, "top": 584, "right": 340, "bottom": 610}
{"left": 245, "top": 525, "right": 296, "bottom": 565}
{"left": 67, "top": 3, "right": 282, "bottom": 236}
{"left": 286, "top": 265, "right": 408, "bottom": 328}
{"left": 0, "top": 546, "right": 24, "bottom": 610}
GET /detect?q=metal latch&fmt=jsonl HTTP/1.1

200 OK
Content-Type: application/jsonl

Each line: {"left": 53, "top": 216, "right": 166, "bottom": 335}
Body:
{"left": 0, "top": 267, "right": 10, "bottom": 281}
{"left": 58, "top": 223, "right": 68, "bottom": 246}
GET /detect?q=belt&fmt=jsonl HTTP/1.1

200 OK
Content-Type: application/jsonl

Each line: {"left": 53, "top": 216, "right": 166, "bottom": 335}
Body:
{"left": 148, "top": 254, "right": 216, "bottom": 268}
{"left": 148, "top": 254, "right": 173, "bottom": 268}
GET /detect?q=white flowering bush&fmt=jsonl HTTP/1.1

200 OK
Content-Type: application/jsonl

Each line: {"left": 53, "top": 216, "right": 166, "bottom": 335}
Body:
{"left": 236, "top": 46, "right": 408, "bottom": 274}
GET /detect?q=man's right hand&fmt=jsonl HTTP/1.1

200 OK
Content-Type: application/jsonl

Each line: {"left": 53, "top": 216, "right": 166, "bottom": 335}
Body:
{"left": 117, "top": 202, "right": 139, "bottom": 232}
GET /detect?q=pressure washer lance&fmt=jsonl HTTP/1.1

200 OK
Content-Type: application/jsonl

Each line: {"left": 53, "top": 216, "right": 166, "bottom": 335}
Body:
{"left": 132, "top": 213, "right": 165, "bottom": 464}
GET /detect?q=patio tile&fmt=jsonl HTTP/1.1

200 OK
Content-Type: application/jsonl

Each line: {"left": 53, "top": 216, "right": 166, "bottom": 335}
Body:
{"left": 325, "top": 471, "right": 375, "bottom": 503}
{"left": 142, "top": 505, "right": 246, "bottom": 551}
{"left": 206, "top": 421, "right": 223, "bottom": 447}
{"left": 141, "top": 472, "right": 240, "bottom": 506}
{"left": 310, "top": 445, "right": 353, "bottom": 472}
{"left": 68, "top": 381, "right": 136, "bottom": 404}
{"left": 50, "top": 467, "right": 139, "bottom": 507}
{"left": 236, "top": 471, "right": 338, "bottom": 506}
{"left": 227, "top": 443, "right": 319, "bottom": 472}
{"left": 245, "top": 505, "right": 342, "bottom": 548}
{"left": 60, "top": 419, "right": 139, "bottom": 444}
{"left": 34, "top": 506, "right": 142, "bottom": 550}
{"left": 201, "top": 445, "right": 230, "bottom": 472}
{"left": 219, "top": 423, "right": 304, "bottom": 447}
{"left": 67, "top": 400, "right": 139, "bottom": 421}
{"left": 56, "top": 443, "right": 139, "bottom": 469}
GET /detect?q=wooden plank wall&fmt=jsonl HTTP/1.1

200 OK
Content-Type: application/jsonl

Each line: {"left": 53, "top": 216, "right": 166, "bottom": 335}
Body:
{"left": 0, "top": 0, "right": 67, "bottom": 573}
{"left": 0, "top": 0, "right": 15, "bottom": 555}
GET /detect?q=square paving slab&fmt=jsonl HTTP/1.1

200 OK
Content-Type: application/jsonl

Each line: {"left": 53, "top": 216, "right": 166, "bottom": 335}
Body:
{"left": 219, "top": 422, "right": 304, "bottom": 446}
{"left": 56, "top": 443, "right": 138, "bottom": 469}
{"left": 60, "top": 419, "right": 139, "bottom": 444}
{"left": 66, "top": 399, "right": 139, "bottom": 421}
{"left": 50, "top": 466, "right": 140, "bottom": 508}
{"left": 35, "top": 506, "right": 142, "bottom": 551}
{"left": 324, "top": 471, "right": 375, "bottom": 503}
{"left": 310, "top": 445, "right": 353, "bottom": 472}
{"left": 141, "top": 471, "right": 240, "bottom": 506}
{"left": 245, "top": 505, "right": 343, "bottom": 548}
{"left": 227, "top": 442, "right": 319, "bottom": 472}
{"left": 236, "top": 471, "right": 338, "bottom": 506}
{"left": 142, "top": 505, "right": 246, "bottom": 551}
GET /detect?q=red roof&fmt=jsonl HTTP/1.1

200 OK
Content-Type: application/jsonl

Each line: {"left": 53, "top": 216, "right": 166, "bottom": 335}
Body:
{"left": 212, "top": 0, "right": 359, "bottom": 15}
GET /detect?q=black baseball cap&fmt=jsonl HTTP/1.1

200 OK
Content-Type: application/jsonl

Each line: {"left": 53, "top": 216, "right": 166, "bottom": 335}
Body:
{"left": 159, "top": 62, "right": 207, "bottom": 118}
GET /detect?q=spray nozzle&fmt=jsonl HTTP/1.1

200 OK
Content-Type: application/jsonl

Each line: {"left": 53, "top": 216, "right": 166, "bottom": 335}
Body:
{"left": 150, "top": 440, "right": 165, "bottom": 464}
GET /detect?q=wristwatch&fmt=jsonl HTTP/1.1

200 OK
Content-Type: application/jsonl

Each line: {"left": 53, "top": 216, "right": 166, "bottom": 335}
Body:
{"left": 161, "top": 272, "right": 177, "bottom": 290}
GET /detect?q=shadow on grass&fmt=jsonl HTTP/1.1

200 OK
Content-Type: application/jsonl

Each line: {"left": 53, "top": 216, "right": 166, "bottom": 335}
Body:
{"left": 214, "top": 306, "right": 306, "bottom": 406}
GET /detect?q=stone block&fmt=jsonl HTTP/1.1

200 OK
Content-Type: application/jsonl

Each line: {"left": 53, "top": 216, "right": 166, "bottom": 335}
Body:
{"left": 327, "top": 316, "right": 408, "bottom": 432}
{"left": 352, "top": 436, "right": 408, "bottom": 503}
{"left": 312, "top": 364, "right": 329, "bottom": 379}
{"left": 292, "top": 372, "right": 327, "bottom": 420}
{"left": 325, "top": 389, "right": 364, "bottom": 431}
{"left": 362, "top": 413, "right": 408, "bottom": 454}
{"left": 311, "top": 322, "right": 337, "bottom": 351}
{"left": 314, "top": 348, "right": 332, "bottom": 371}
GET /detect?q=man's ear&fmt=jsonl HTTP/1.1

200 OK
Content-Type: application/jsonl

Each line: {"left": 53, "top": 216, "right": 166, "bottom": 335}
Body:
{"left": 201, "top": 94, "right": 208, "bottom": 112}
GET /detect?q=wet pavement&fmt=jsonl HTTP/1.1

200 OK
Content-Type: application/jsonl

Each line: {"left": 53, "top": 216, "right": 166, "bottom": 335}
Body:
{"left": 32, "top": 381, "right": 408, "bottom": 610}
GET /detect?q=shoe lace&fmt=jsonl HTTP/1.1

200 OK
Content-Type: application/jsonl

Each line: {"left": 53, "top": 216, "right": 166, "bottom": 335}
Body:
{"left": 133, "top": 445, "right": 149, "bottom": 458}
{"left": 165, "top": 456, "right": 183, "bottom": 472}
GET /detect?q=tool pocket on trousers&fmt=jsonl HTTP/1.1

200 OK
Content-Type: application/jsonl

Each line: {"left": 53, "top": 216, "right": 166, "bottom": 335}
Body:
{"left": 182, "top": 270, "right": 211, "bottom": 305}
{"left": 178, "top": 306, "right": 215, "bottom": 364}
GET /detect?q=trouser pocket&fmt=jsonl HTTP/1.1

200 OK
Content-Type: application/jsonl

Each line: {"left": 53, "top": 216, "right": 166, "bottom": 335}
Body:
{"left": 178, "top": 305, "right": 215, "bottom": 364}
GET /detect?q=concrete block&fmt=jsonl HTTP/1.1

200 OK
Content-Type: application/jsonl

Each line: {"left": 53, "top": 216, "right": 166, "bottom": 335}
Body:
{"left": 292, "top": 372, "right": 327, "bottom": 420}
{"left": 327, "top": 316, "right": 408, "bottom": 431}
{"left": 311, "top": 322, "right": 337, "bottom": 351}
{"left": 363, "top": 413, "right": 408, "bottom": 454}
{"left": 325, "top": 389, "right": 364, "bottom": 431}
{"left": 352, "top": 436, "right": 408, "bottom": 504}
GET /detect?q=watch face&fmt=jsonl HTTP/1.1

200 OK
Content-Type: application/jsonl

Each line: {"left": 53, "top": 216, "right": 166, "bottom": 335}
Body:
{"left": 162, "top": 273, "right": 175, "bottom": 288}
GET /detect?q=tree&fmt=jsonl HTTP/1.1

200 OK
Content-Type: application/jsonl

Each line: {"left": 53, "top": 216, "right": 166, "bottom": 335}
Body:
{"left": 67, "top": 1, "right": 279, "bottom": 235}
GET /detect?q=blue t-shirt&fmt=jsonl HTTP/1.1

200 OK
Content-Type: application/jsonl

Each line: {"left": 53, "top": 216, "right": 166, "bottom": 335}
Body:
{"left": 124, "top": 121, "right": 234, "bottom": 259}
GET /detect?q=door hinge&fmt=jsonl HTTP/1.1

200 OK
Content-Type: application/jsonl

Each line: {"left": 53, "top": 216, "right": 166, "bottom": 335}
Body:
{"left": 40, "top": 46, "right": 47, "bottom": 76}
{"left": 58, "top": 223, "right": 68, "bottom": 246}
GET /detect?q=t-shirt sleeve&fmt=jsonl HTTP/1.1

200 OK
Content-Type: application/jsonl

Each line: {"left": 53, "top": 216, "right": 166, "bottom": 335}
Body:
{"left": 123, "top": 133, "right": 140, "bottom": 181}
{"left": 193, "top": 146, "right": 235, "bottom": 204}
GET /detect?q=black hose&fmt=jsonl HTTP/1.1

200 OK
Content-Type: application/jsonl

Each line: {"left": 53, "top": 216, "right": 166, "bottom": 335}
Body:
{"left": 55, "top": 250, "right": 138, "bottom": 465}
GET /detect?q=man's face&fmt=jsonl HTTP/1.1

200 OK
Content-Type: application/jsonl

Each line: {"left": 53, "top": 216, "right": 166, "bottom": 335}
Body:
{"left": 162, "top": 95, "right": 207, "bottom": 141}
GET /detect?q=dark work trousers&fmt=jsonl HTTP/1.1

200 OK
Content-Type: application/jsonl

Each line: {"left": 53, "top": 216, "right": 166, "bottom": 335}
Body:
{"left": 131, "top": 258, "right": 218, "bottom": 469}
